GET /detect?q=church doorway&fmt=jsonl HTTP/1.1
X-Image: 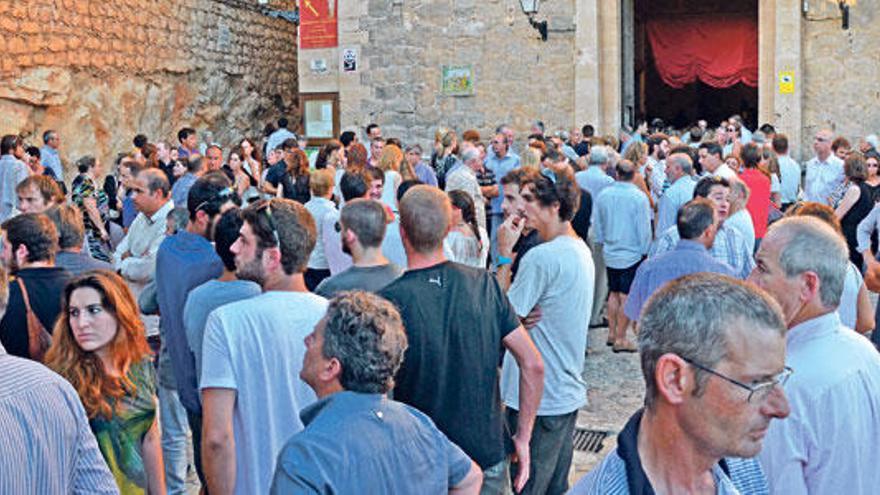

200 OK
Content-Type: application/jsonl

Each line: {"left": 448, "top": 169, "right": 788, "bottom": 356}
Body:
{"left": 622, "top": 0, "right": 759, "bottom": 130}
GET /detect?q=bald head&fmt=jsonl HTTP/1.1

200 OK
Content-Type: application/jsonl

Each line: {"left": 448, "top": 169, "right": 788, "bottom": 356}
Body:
{"left": 814, "top": 129, "right": 834, "bottom": 160}
{"left": 399, "top": 185, "right": 452, "bottom": 254}
{"left": 615, "top": 159, "right": 636, "bottom": 181}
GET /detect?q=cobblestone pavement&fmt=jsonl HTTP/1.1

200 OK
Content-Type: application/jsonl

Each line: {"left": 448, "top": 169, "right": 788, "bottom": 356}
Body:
{"left": 569, "top": 324, "right": 644, "bottom": 486}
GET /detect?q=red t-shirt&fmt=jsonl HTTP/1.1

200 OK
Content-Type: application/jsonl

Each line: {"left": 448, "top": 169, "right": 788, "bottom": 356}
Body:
{"left": 740, "top": 168, "right": 771, "bottom": 239}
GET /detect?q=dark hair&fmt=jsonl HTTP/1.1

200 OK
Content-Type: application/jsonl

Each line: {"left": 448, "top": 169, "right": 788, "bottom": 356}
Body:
{"left": 366, "top": 166, "right": 384, "bottom": 185}
{"left": 365, "top": 123, "right": 379, "bottom": 136}
{"left": 1, "top": 135, "right": 21, "bottom": 155}
{"left": 831, "top": 136, "right": 851, "bottom": 152}
{"left": 397, "top": 179, "right": 422, "bottom": 202}
{"left": 677, "top": 198, "right": 715, "bottom": 240}
{"left": 500, "top": 168, "right": 526, "bottom": 187}
{"left": 616, "top": 159, "right": 636, "bottom": 181}
{"left": 694, "top": 176, "right": 730, "bottom": 199}
{"left": 2, "top": 213, "right": 58, "bottom": 263}
{"left": 76, "top": 155, "right": 96, "bottom": 174}
{"left": 45, "top": 205, "right": 85, "bottom": 250}
{"left": 772, "top": 134, "right": 789, "bottom": 154}
{"left": 278, "top": 117, "right": 289, "bottom": 129}
{"left": 187, "top": 171, "right": 234, "bottom": 220}
{"left": 741, "top": 143, "right": 762, "bottom": 169}
{"left": 25, "top": 146, "right": 40, "bottom": 159}
{"left": 134, "top": 167, "right": 171, "bottom": 197}
{"left": 177, "top": 127, "right": 196, "bottom": 144}
{"left": 339, "top": 131, "right": 357, "bottom": 147}
{"left": 520, "top": 167, "right": 580, "bottom": 222}
{"left": 699, "top": 142, "right": 723, "bottom": 160}
{"left": 340, "top": 199, "right": 388, "bottom": 249}
{"left": 278, "top": 138, "right": 298, "bottom": 152}
{"left": 340, "top": 171, "right": 368, "bottom": 201}
{"left": 42, "top": 130, "right": 56, "bottom": 145}
{"left": 759, "top": 123, "right": 776, "bottom": 135}
{"left": 315, "top": 140, "right": 343, "bottom": 169}
{"left": 133, "top": 134, "right": 148, "bottom": 150}
{"left": 448, "top": 190, "right": 482, "bottom": 251}
{"left": 186, "top": 156, "right": 205, "bottom": 174}
{"left": 240, "top": 199, "right": 316, "bottom": 275}
{"left": 213, "top": 208, "right": 243, "bottom": 271}
{"left": 582, "top": 124, "right": 595, "bottom": 137}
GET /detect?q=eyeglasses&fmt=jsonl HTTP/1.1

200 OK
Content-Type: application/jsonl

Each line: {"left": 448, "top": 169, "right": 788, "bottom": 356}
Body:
{"left": 682, "top": 356, "right": 793, "bottom": 403}
{"left": 256, "top": 200, "right": 281, "bottom": 247}
{"left": 194, "top": 187, "right": 235, "bottom": 214}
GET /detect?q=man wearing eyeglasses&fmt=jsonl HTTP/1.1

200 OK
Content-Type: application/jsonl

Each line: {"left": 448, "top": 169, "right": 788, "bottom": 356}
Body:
{"left": 803, "top": 129, "right": 845, "bottom": 205}
{"left": 749, "top": 216, "right": 880, "bottom": 494}
{"left": 571, "top": 273, "right": 790, "bottom": 494}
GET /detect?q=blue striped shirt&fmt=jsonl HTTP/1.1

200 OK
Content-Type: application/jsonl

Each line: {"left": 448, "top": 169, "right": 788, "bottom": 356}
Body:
{"left": 0, "top": 346, "right": 118, "bottom": 494}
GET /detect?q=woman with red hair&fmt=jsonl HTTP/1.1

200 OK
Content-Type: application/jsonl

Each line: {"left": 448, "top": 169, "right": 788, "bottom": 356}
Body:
{"left": 46, "top": 270, "right": 165, "bottom": 494}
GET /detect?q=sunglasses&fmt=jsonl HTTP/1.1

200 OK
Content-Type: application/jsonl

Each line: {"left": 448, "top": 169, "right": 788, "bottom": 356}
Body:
{"left": 256, "top": 200, "right": 281, "bottom": 247}
{"left": 194, "top": 187, "right": 235, "bottom": 214}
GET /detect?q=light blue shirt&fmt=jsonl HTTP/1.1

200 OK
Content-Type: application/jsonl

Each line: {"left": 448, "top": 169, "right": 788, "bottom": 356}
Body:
{"left": 804, "top": 154, "right": 844, "bottom": 205}
{"left": 484, "top": 152, "right": 520, "bottom": 214}
{"left": 651, "top": 223, "right": 755, "bottom": 279}
{"left": 595, "top": 181, "right": 652, "bottom": 269}
{"left": 0, "top": 154, "right": 30, "bottom": 222}
{"left": 266, "top": 127, "right": 297, "bottom": 155}
{"left": 759, "top": 312, "right": 880, "bottom": 495}
{"left": 40, "top": 146, "right": 64, "bottom": 181}
{"left": 656, "top": 175, "right": 696, "bottom": 234}
{"left": 778, "top": 154, "right": 801, "bottom": 204}
{"left": 576, "top": 167, "right": 615, "bottom": 225}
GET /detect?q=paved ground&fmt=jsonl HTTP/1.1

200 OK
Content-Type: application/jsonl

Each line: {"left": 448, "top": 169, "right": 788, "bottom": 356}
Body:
{"left": 569, "top": 325, "right": 644, "bottom": 486}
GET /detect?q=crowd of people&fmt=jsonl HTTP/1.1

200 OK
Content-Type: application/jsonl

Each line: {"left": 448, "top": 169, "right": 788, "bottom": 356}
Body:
{"left": 0, "top": 114, "right": 879, "bottom": 495}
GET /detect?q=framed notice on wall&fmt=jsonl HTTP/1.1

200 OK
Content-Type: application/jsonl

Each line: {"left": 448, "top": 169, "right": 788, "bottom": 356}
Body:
{"left": 300, "top": 0, "right": 338, "bottom": 49}
{"left": 440, "top": 65, "right": 475, "bottom": 96}
{"left": 301, "top": 93, "right": 340, "bottom": 147}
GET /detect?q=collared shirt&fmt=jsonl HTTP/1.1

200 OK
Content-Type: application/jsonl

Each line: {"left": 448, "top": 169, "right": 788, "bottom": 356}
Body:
{"left": 777, "top": 154, "right": 801, "bottom": 204}
{"left": 304, "top": 196, "right": 338, "bottom": 270}
{"left": 0, "top": 345, "right": 118, "bottom": 494}
{"left": 803, "top": 154, "right": 844, "bottom": 205}
{"left": 114, "top": 200, "right": 174, "bottom": 284}
{"left": 650, "top": 223, "right": 754, "bottom": 279}
{"left": 576, "top": 166, "right": 615, "bottom": 224}
{"left": 624, "top": 240, "right": 734, "bottom": 321}
{"left": 856, "top": 202, "right": 880, "bottom": 254}
{"left": 270, "top": 391, "right": 472, "bottom": 494}
{"left": 595, "top": 182, "right": 652, "bottom": 269}
{"left": 725, "top": 209, "right": 756, "bottom": 254}
{"left": 415, "top": 161, "right": 438, "bottom": 186}
{"left": 656, "top": 175, "right": 696, "bottom": 234}
{"left": 713, "top": 163, "right": 738, "bottom": 181}
{"left": 759, "top": 312, "right": 880, "bottom": 495}
{"left": 40, "top": 146, "right": 64, "bottom": 181}
{"left": 171, "top": 173, "right": 197, "bottom": 208}
{"left": 265, "top": 128, "right": 297, "bottom": 157}
{"left": 483, "top": 152, "right": 520, "bottom": 214}
{"left": 571, "top": 409, "right": 769, "bottom": 494}
{"left": 647, "top": 157, "right": 667, "bottom": 205}
{"left": 0, "top": 154, "right": 30, "bottom": 222}
{"left": 446, "top": 165, "right": 487, "bottom": 231}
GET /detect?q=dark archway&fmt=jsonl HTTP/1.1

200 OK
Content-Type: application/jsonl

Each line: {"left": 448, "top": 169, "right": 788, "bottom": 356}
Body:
{"left": 629, "top": 0, "right": 758, "bottom": 129}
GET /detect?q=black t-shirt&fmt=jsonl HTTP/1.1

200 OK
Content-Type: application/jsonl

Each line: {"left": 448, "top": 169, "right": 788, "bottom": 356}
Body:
{"left": 380, "top": 261, "right": 520, "bottom": 469}
{"left": 572, "top": 189, "right": 592, "bottom": 242}
{"left": 266, "top": 162, "right": 311, "bottom": 204}
{"left": 511, "top": 229, "right": 542, "bottom": 281}
{"left": 0, "top": 267, "right": 72, "bottom": 358}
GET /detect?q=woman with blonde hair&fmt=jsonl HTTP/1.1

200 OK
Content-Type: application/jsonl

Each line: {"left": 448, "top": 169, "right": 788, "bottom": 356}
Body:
{"left": 621, "top": 141, "right": 654, "bottom": 208}
{"left": 377, "top": 144, "right": 404, "bottom": 213}
{"left": 45, "top": 270, "right": 164, "bottom": 494}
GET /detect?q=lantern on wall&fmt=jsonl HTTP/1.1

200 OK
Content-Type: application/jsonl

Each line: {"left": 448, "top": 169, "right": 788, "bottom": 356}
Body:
{"left": 518, "top": 0, "right": 548, "bottom": 41}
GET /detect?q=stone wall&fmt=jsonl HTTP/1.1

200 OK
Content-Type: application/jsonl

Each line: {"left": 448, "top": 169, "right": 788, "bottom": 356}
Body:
{"left": 333, "top": 0, "right": 578, "bottom": 148}
{"left": 801, "top": 0, "right": 880, "bottom": 154}
{"left": 0, "top": 0, "right": 298, "bottom": 176}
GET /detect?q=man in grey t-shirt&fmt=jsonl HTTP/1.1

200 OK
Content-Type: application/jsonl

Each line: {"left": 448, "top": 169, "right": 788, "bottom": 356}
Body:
{"left": 315, "top": 199, "right": 402, "bottom": 297}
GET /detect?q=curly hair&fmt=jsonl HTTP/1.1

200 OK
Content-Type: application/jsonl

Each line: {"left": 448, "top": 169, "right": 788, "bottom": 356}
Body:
{"left": 45, "top": 270, "right": 152, "bottom": 419}
{"left": 519, "top": 166, "right": 581, "bottom": 222}
{"left": 322, "top": 291, "right": 408, "bottom": 393}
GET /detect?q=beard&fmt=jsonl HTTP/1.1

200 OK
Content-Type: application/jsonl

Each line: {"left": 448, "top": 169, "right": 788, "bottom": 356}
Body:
{"left": 236, "top": 252, "right": 266, "bottom": 286}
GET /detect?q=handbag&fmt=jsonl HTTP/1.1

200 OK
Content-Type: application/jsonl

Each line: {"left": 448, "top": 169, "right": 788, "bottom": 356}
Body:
{"left": 17, "top": 277, "right": 52, "bottom": 362}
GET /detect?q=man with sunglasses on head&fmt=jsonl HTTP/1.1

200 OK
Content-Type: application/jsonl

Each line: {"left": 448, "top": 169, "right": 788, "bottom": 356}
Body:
{"left": 572, "top": 273, "right": 790, "bottom": 494}
{"left": 749, "top": 216, "right": 880, "bottom": 494}
{"left": 155, "top": 171, "right": 237, "bottom": 492}
{"left": 200, "top": 198, "right": 327, "bottom": 495}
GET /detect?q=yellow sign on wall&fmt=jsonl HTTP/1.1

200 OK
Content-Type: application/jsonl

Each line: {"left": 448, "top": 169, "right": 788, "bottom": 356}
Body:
{"left": 779, "top": 71, "right": 795, "bottom": 94}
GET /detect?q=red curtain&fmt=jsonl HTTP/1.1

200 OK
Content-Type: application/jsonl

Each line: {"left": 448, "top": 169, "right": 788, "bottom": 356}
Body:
{"left": 646, "top": 16, "right": 758, "bottom": 89}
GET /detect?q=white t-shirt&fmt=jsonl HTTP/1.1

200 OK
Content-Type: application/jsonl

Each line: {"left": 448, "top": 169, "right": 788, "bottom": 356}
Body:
{"left": 501, "top": 235, "right": 595, "bottom": 415}
{"left": 200, "top": 291, "right": 327, "bottom": 495}
{"left": 837, "top": 261, "right": 862, "bottom": 330}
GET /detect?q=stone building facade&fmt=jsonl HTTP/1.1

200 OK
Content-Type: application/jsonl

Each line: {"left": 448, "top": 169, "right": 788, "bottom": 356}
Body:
{"left": 300, "top": 0, "right": 880, "bottom": 160}
{"left": 0, "top": 0, "right": 299, "bottom": 174}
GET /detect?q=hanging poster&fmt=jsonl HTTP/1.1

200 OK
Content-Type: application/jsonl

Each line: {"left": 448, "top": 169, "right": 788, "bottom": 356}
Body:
{"left": 342, "top": 48, "right": 357, "bottom": 72}
{"left": 300, "top": 0, "right": 338, "bottom": 49}
{"left": 440, "top": 65, "right": 475, "bottom": 96}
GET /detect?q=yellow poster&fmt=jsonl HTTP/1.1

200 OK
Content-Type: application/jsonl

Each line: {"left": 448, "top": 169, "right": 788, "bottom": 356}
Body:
{"left": 779, "top": 71, "right": 795, "bottom": 94}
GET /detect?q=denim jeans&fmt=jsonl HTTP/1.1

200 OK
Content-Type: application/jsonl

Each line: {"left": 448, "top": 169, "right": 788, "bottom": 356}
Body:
{"left": 158, "top": 385, "right": 191, "bottom": 494}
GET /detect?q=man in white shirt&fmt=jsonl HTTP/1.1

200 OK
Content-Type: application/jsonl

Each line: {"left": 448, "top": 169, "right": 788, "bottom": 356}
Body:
{"left": 772, "top": 134, "right": 801, "bottom": 209}
{"left": 39, "top": 130, "right": 64, "bottom": 181}
{"left": 803, "top": 129, "right": 845, "bottom": 205}
{"left": 201, "top": 198, "right": 327, "bottom": 495}
{"left": 749, "top": 216, "right": 880, "bottom": 495}
{"left": 114, "top": 167, "right": 173, "bottom": 337}
{"left": 0, "top": 135, "right": 31, "bottom": 223}
{"left": 446, "top": 147, "right": 487, "bottom": 231}
{"left": 699, "top": 142, "right": 737, "bottom": 180}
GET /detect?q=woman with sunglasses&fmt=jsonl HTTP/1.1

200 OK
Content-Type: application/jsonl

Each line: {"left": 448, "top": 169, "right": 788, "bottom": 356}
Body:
{"left": 45, "top": 271, "right": 165, "bottom": 494}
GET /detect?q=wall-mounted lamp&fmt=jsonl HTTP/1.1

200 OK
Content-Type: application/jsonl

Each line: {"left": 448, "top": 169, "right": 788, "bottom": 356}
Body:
{"left": 839, "top": 1, "right": 851, "bottom": 29}
{"left": 519, "top": 0, "right": 548, "bottom": 41}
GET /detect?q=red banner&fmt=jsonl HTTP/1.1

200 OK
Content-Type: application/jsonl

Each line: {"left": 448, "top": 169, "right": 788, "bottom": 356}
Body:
{"left": 300, "top": 0, "right": 338, "bottom": 49}
{"left": 646, "top": 16, "right": 758, "bottom": 89}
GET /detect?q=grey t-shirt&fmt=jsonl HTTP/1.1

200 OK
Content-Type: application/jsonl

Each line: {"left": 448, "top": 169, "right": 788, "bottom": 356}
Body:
{"left": 314, "top": 263, "right": 403, "bottom": 298}
{"left": 183, "top": 279, "right": 261, "bottom": 380}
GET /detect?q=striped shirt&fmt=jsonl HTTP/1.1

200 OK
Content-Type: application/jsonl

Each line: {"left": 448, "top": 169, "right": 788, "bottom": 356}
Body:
{"left": 650, "top": 223, "right": 755, "bottom": 279}
{"left": 0, "top": 346, "right": 118, "bottom": 494}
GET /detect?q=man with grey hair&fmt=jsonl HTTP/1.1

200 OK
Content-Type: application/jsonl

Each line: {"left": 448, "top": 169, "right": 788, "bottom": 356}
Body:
{"left": 576, "top": 146, "right": 615, "bottom": 327}
{"left": 655, "top": 152, "right": 697, "bottom": 234}
{"left": 446, "top": 146, "right": 487, "bottom": 231}
{"left": 724, "top": 179, "right": 756, "bottom": 253}
{"left": 271, "top": 291, "right": 483, "bottom": 493}
{"left": 315, "top": 199, "right": 403, "bottom": 297}
{"left": 749, "top": 216, "right": 880, "bottom": 494}
{"left": 572, "top": 273, "right": 790, "bottom": 494}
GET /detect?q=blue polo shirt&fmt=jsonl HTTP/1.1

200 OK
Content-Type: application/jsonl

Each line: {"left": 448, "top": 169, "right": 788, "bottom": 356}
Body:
{"left": 484, "top": 152, "right": 521, "bottom": 214}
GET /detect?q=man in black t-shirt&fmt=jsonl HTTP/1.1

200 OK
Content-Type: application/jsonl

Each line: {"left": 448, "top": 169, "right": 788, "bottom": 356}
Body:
{"left": 380, "top": 185, "right": 544, "bottom": 494}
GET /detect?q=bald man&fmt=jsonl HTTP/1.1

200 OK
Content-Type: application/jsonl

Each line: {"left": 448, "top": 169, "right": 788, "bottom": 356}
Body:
{"left": 803, "top": 129, "right": 844, "bottom": 205}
